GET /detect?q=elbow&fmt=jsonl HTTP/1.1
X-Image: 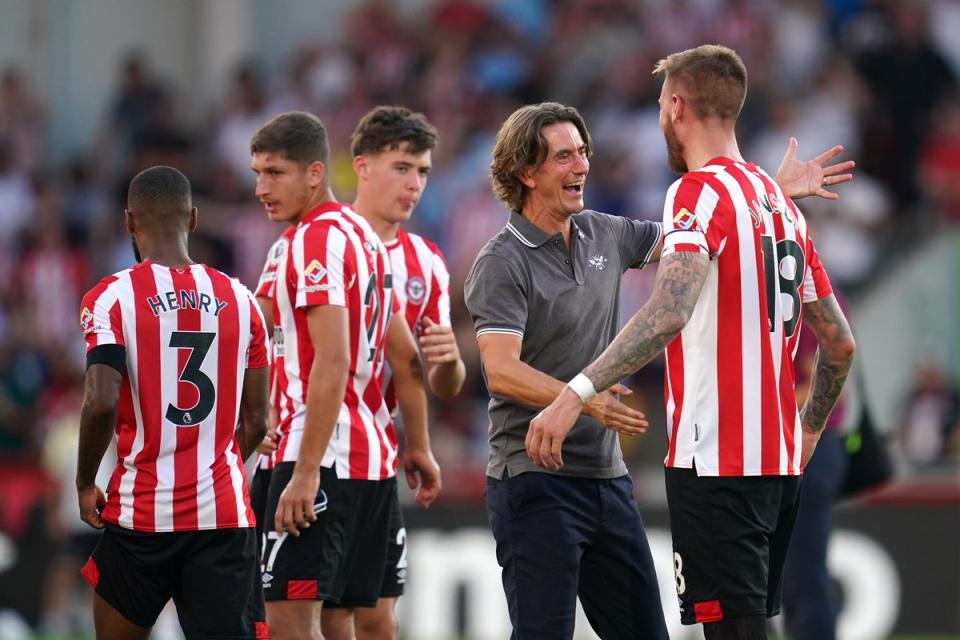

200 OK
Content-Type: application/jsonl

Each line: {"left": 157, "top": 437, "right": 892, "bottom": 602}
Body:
{"left": 83, "top": 395, "right": 117, "bottom": 421}
{"left": 485, "top": 368, "right": 509, "bottom": 397}
{"left": 660, "top": 310, "right": 690, "bottom": 338}
{"left": 837, "top": 333, "right": 856, "bottom": 363}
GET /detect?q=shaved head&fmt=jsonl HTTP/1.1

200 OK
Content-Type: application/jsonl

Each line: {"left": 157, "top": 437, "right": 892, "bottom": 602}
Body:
{"left": 127, "top": 165, "right": 193, "bottom": 229}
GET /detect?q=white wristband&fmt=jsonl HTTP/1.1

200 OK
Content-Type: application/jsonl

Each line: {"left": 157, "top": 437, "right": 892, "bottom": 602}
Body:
{"left": 567, "top": 373, "right": 597, "bottom": 403}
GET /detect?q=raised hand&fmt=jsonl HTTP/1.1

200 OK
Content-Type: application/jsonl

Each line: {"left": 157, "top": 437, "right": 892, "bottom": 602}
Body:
{"left": 775, "top": 137, "right": 855, "bottom": 201}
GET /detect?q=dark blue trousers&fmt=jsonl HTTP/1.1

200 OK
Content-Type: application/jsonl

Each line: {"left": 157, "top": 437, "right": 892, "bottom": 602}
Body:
{"left": 486, "top": 472, "right": 667, "bottom": 640}
{"left": 782, "top": 434, "right": 849, "bottom": 640}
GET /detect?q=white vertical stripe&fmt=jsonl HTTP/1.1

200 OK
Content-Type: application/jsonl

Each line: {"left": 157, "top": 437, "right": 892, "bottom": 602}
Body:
{"left": 152, "top": 265, "right": 177, "bottom": 532}
{"left": 228, "top": 281, "right": 255, "bottom": 526}
{"left": 191, "top": 266, "right": 219, "bottom": 529}
{"left": 116, "top": 272, "right": 141, "bottom": 528}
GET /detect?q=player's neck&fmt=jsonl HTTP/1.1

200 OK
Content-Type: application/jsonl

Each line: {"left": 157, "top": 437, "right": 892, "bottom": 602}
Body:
{"left": 683, "top": 125, "right": 743, "bottom": 172}
{"left": 296, "top": 187, "right": 338, "bottom": 224}
{"left": 139, "top": 238, "right": 193, "bottom": 268}
{"left": 352, "top": 198, "right": 400, "bottom": 243}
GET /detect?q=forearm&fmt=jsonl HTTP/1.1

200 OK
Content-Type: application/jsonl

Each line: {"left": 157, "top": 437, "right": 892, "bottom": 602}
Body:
{"left": 584, "top": 252, "right": 706, "bottom": 392}
{"left": 427, "top": 358, "right": 466, "bottom": 399}
{"left": 800, "top": 346, "right": 854, "bottom": 432}
{"left": 295, "top": 362, "right": 347, "bottom": 474}
{"left": 235, "top": 415, "right": 267, "bottom": 461}
{"left": 486, "top": 358, "right": 570, "bottom": 409}
{"left": 395, "top": 358, "right": 430, "bottom": 452}
{"left": 76, "top": 404, "right": 116, "bottom": 488}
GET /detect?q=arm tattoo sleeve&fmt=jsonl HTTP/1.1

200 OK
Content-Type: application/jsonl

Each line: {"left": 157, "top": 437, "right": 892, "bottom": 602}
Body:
{"left": 584, "top": 251, "right": 710, "bottom": 391}
{"left": 800, "top": 294, "right": 855, "bottom": 432}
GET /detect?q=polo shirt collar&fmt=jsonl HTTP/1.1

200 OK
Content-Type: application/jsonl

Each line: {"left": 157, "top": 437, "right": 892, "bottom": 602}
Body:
{"left": 506, "top": 211, "right": 587, "bottom": 248}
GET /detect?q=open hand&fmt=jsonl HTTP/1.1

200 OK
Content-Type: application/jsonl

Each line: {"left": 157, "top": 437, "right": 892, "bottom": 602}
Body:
{"left": 775, "top": 137, "right": 855, "bottom": 201}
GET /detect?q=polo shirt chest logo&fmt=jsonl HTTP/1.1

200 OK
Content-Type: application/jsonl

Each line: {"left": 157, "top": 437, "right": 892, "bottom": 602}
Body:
{"left": 588, "top": 254, "right": 608, "bottom": 271}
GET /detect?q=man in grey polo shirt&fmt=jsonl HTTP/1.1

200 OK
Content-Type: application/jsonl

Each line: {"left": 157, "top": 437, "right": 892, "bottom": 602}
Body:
{"left": 465, "top": 101, "right": 855, "bottom": 640}
{"left": 465, "top": 102, "right": 667, "bottom": 640}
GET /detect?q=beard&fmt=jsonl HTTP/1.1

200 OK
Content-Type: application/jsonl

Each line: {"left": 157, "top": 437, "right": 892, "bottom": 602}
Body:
{"left": 663, "top": 119, "right": 688, "bottom": 174}
{"left": 131, "top": 238, "right": 143, "bottom": 263}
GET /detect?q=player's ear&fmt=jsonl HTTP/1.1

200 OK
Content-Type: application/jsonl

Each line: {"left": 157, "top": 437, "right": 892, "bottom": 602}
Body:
{"left": 307, "top": 160, "right": 326, "bottom": 188}
{"left": 672, "top": 93, "right": 685, "bottom": 123}
{"left": 518, "top": 167, "right": 536, "bottom": 190}
{"left": 124, "top": 209, "right": 135, "bottom": 235}
{"left": 353, "top": 154, "right": 368, "bottom": 179}
{"left": 188, "top": 207, "right": 198, "bottom": 233}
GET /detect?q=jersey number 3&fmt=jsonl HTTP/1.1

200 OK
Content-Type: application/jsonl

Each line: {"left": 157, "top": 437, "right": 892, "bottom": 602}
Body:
{"left": 166, "top": 330, "right": 216, "bottom": 426}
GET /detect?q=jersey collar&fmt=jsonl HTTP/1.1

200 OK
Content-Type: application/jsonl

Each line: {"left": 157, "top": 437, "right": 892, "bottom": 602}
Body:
{"left": 299, "top": 200, "right": 347, "bottom": 226}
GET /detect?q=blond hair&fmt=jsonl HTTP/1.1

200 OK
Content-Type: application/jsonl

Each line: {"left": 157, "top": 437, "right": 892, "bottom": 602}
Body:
{"left": 653, "top": 45, "right": 748, "bottom": 121}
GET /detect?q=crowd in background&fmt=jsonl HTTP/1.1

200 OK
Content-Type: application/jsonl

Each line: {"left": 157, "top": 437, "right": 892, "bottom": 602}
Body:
{"left": 0, "top": 0, "right": 958, "bottom": 634}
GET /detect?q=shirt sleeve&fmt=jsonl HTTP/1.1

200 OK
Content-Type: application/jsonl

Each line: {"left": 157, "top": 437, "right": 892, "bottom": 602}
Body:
{"left": 800, "top": 215, "right": 833, "bottom": 303}
{"left": 254, "top": 236, "right": 286, "bottom": 298}
{"left": 423, "top": 243, "right": 452, "bottom": 330}
{"left": 295, "top": 223, "right": 354, "bottom": 309}
{"left": 464, "top": 254, "right": 527, "bottom": 340}
{"left": 661, "top": 174, "right": 721, "bottom": 258}
{"left": 80, "top": 278, "right": 124, "bottom": 353}
{"left": 246, "top": 293, "right": 269, "bottom": 369}
{"left": 607, "top": 215, "right": 662, "bottom": 269}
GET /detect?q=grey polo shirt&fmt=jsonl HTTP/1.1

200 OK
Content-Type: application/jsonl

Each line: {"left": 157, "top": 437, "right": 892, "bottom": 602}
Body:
{"left": 464, "top": 209, "right": 662, "bottom": 479}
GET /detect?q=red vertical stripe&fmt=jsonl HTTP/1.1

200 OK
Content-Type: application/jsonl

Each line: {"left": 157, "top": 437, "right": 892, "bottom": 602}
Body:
{"left": 208, "top": 268, "right": 243, "bottom": 528}
{"left": 713, "top": 193, "right": 745, "bottom": 475}
{"left": 130, "top": 264, "right": 162, "bottom": 531}
{"left": 169, "top": 267, "right": 200, "bottom": 531}
{"left": 664, "top": 336, "right": 685, "bottom": 467}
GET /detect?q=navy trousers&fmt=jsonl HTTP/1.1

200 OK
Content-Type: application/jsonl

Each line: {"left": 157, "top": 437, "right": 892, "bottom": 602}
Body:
{"left": 486, "top": 472, "right": 667, "bottom": 640}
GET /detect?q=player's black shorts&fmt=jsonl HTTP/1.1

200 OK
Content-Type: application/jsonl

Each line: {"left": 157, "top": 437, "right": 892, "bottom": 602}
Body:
{"left": 261, "top": 462, "right": 394, "bottom": 607}
{"left": 249, "top": 467, "right": 272, "bottom": 548}
{"left": 665, "top": 467, "right": 802, "bottom": 625}
{"left": 326, "top": 478, "right": 405, "bottom": 608}
{"left": 81, "top": 524, "right": 266, "bottom": 639}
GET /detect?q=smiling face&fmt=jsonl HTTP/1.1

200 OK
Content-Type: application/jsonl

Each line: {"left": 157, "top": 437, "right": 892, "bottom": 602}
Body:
{"left": 521, "top": 121, "right": 589, "bottom": 218}
{"left": 251, "top": 151, "right": 324, "bottom": 224}
{"left": 354, "top": 144, "right": 431, "bottom": 225}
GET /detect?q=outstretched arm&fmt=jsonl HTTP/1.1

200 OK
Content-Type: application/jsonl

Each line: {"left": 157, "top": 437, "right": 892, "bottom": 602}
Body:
{"left": 526, "top": 251, "right": 710, "bottom": 470}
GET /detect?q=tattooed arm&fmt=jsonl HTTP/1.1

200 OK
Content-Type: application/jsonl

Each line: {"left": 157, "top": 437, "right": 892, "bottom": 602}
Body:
{"left": 526, "top": 251, "right": 709, "bottom": 470}
{"left": 584, "top": 251, "right": 710, "bottom": 391}
{"left": 798, "top": 294, "right": 856, "bottom": 466}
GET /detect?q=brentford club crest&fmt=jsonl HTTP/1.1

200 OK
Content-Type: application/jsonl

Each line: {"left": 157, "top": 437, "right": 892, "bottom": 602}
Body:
{"left": 406, "top": 276, "right": 426, "bottom": 304}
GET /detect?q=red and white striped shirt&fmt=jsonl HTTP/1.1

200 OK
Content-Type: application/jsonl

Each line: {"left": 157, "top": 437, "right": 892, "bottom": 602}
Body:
{"left": 273, "top": 201, "right": 399, "bottom": 480}
{"left": 253, "top": 226, "right": 297, "bottom": 471}
{"left": 661, "top": 157, "right": 832, "bottom": 477}
{"left": 80, "top": 262, "right": 269, "bottom": 532}
{"left": 383, "top": 228, "right": 452, "bottom": 413}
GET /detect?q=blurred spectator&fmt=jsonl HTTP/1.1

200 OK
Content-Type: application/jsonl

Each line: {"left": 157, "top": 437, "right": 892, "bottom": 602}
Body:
{"left": 213, "top": 62, "right": 269, "bottom": 188}
{"left": 0, "top": 68, "right": 45, "bottom": 174}
{"left": 854, "top": 0, "right": 957, "bottom": 208}
{"left": 918, "top": 93, "right": 960, "bottom": 223}
{"left": 900, "top": 360, "right": 960, "bottom": 468}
